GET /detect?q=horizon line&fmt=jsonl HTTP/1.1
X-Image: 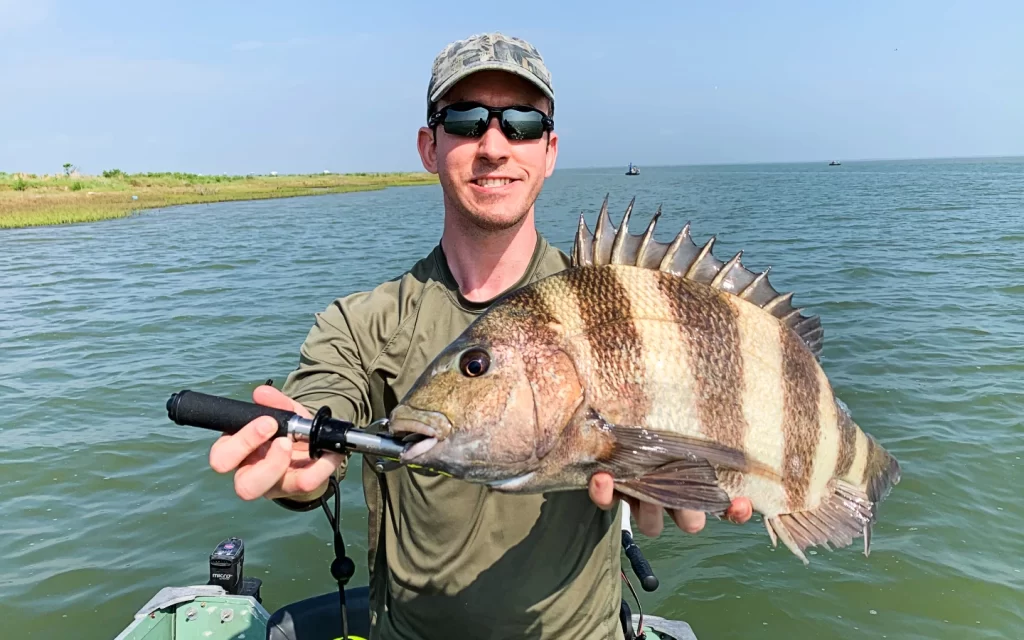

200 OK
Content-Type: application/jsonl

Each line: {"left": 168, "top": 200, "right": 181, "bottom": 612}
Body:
{"left": 4, "top": 152, "right": 1022, "bottom": 178}
{"left": 558, "top": 152, "right": 1024, "bottom": 171}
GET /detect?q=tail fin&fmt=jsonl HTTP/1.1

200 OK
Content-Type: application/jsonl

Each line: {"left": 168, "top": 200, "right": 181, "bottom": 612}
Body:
{"left": 863, "top": 434, "right": 901, "bottom": 506}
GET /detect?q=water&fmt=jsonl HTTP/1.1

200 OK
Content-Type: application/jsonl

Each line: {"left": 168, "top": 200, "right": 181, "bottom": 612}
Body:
{"left": 2, "top": 158, "right": 1022, "bottom": 639}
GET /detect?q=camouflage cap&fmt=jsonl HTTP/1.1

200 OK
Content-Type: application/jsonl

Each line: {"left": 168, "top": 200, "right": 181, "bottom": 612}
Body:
{"left": 427, "top": 32, "right": 554, "bottom": 118}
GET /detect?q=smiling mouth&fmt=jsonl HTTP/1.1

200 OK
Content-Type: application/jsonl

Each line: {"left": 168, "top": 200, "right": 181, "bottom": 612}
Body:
{"left": 472, "top": 177, "right": 515, "bottom": 187}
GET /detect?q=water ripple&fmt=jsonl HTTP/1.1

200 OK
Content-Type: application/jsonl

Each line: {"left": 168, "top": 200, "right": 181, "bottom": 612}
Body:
{"left": 2, "top": 161, "right": 1023, "bottom": 639}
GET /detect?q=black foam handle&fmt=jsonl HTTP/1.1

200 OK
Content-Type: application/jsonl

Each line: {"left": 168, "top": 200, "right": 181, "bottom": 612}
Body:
{"left": 622, "top": 530, "right": 659, "bottom": 592}
{"left": 167, "top": 390, "right": 293, "bottom": 438}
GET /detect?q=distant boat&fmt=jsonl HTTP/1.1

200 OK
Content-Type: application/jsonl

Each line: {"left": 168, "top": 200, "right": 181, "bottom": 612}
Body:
{"left": 828, "top": 160, "right": 841, "bottom": 166}
{"left": 626, "top": 162, "right": 640, "bottom": 175}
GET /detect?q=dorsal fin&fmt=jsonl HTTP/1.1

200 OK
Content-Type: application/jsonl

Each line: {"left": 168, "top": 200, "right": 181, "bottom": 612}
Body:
{"left": 572, "top": 195, "right": 824, "bottom": 359}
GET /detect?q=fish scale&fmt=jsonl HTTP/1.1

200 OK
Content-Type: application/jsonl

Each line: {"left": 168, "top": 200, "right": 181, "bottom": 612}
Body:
{"left": 391, "top": 197, "right": 901, "bottom": 565}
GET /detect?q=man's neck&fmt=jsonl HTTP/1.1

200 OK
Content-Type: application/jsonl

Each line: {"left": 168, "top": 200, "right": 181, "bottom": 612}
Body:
{"left": 440, "top": 209, "right": 539, "bottom": 303}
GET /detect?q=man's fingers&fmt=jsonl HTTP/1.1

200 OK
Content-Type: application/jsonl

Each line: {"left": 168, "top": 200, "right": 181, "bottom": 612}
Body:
{"left": 209, "top": 416, "right": 279, "bottom": 474}
{"left": 725, "top": 497, "right": 753, "bottom": 524}
{"left": 634, "top": 501, "right": 664, "bottom": 537}
{"left": 285, "top": 452, "right": 346, "bottom": 497}
{"left": 234, "top": 437, "right": 293, "bottom": 501}
{"left": 253, "top": 385, "right": 311, "bottom": 419}
{"left": 588, "top": 472, "right": 616, "bottom": 509}
{"left": 669, "top": 508, "right": 707, "bottom": 534}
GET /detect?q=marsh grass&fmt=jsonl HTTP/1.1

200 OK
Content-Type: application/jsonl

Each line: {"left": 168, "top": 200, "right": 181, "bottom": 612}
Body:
{"left": 0, "top": 171, "right": 439, "bottom": 229}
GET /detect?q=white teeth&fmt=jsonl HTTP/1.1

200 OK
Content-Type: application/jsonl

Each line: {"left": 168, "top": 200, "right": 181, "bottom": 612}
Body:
{"left": 475, "top": 178, "right": 512, "bottom": 187}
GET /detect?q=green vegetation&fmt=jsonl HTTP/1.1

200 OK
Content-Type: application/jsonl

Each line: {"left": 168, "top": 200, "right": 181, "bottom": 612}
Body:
{"left": 0, "top": 169, "right": 439, "bottom": 229}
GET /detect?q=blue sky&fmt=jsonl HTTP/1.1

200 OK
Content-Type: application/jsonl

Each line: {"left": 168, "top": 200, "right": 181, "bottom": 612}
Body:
{"left": 2, "top": 1, "right": 1021, "bottom": 175}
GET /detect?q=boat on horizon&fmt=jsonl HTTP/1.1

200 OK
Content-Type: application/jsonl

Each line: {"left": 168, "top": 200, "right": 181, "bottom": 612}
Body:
{"left": 626, "top": 162, "right": 640, "bottom": 175}
{"left": 829, "top": 160, "right": 841, "bottom": 166}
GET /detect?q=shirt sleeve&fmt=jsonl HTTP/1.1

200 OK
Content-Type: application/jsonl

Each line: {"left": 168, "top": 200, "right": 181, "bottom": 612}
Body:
{"left": 278, "top": 291, "right": 389, "bottom": 493}
{"left": 283, "top": 301, "right": 374, "bottom": 424}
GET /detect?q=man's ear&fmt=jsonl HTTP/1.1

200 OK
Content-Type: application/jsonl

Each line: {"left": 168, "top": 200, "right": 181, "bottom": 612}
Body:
{"left": 418, "top": 127, "right": 438, "bottom": 173}
{"left": 544, "top": 130, "right": 559, "bottom": 178}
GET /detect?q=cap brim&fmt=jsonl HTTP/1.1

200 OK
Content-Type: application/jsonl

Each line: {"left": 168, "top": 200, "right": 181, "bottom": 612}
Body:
{"left": 429, "top": 61, "right": 554, "bottom": 107}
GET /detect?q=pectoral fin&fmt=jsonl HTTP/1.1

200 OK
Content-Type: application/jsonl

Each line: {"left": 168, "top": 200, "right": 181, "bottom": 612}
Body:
{"left": 603, "top": 420, "right": 753, "bottom": 472}
{"left": 593, "top": 419, "right": 756, "bottom": 512}
{"left": 613, "top": 459, "right": 734, "bottom": 513}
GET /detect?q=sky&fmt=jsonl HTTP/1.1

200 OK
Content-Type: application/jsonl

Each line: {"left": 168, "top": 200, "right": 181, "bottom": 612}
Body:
{"left": 2, "top": 1, "right": 1022, "bottom": 175}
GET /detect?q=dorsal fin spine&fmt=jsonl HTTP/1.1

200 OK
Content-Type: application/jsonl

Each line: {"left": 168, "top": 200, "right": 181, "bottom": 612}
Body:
{"left": 763, "top": 291, "right": 795, "bottom": 314}
{"left": 739, "top": 267, "right": 771, "bottom": 300}
{"left": 610, "top": 197, "right": 635, "bottom": 264}
{"left": 573, "top": 212, "right": 588, "bottom": 265}
{"left": 660, "top": 222, "right": 691, "bottom": 272}
{"left": 711, "top": 251, "right": 743, "bottom": 289}
{"left": 685, "top": 236, "right": 717, "bottom": 280}
{"left": 636, "top": 207, "right": 661, "bottom": 268}
{"left": 593, "top": 195, "right": 611, "bottom": 262}
{"left": 570, "top": 197, "right": 824, "bottom": 359}
{"left": 779, "top": 307, "right": 804, "bottom": 324}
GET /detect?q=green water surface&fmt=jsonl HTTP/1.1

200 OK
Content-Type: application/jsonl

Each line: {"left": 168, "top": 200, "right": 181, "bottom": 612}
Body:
{"left": 2, "top": 158, "right": 1021, "bottom": 639}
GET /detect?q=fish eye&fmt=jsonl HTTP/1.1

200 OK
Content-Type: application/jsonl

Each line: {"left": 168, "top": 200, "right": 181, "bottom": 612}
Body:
{"left": 459, "top": 349, "right": 490, "bottom": 377}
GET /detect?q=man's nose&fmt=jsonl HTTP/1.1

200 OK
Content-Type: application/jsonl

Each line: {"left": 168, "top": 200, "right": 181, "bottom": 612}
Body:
{"left": 476, "top": 118, "right": 511, "bottom": 162}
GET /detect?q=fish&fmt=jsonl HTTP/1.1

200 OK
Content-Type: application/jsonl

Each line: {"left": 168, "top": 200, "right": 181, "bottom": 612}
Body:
{"left": 390, "top": 196, "right": 901, "bottom": 564}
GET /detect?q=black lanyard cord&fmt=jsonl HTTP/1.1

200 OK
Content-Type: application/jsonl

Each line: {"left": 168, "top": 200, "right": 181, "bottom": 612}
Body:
{"left": 320, "top": 474, "right": 354, "bottom": 640}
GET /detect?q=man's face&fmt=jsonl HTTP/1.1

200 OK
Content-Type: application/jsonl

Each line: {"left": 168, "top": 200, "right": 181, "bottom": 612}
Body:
{"left": 418, "top": 70, "right": 559, "bottom": 232}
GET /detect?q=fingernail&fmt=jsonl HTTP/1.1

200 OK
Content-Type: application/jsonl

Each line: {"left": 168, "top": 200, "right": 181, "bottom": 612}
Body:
{"left": 275, "top": 437, "right": 292, "bottom": 452}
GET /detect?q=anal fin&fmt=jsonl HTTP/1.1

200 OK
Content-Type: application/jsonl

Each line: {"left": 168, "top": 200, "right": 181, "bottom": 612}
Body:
{"left": 614, "top": 459, "right": 733, "bottom": 513}
{"left": 765, "top": 480, "right": 876, "bottom": 565}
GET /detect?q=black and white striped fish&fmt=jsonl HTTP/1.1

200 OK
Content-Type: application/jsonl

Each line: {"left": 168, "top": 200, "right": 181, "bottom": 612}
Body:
{"left": 391, "top": 197, "right": 901, "bottom": 564}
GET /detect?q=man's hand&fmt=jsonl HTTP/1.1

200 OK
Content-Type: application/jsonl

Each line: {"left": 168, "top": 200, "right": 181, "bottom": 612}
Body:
{"left": 208, "top": 385, "right": 345, "bottom": 502}
{"left": 589, "top": 471, "right": 753, "bottom": 537}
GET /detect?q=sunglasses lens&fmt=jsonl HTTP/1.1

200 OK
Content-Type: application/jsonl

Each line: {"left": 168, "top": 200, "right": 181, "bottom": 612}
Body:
{"left": 436, "top": 104, "right": 549, "bottom": 140}
{"left": 442, "top": 106, "right": 490, "bottom": 137}
{"left": 500, "top": 109, "right": 546, "bottom": 140}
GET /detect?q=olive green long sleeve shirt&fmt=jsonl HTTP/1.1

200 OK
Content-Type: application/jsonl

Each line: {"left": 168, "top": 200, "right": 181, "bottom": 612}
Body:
{"left": 281, "top": 234, "right": 622, "bottom": 640}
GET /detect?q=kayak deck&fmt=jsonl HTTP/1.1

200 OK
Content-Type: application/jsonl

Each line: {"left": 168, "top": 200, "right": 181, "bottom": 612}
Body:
{"left": 113, "top": 585, "right": 271, "bottom": 640}
{"left": 113, "top": 584, "right": 696, "bottom": 640}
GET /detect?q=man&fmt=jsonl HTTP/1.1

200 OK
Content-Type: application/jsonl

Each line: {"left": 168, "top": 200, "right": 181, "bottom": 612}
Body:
{"left": 209, "top": 32, "right": 751, "bottom": 639}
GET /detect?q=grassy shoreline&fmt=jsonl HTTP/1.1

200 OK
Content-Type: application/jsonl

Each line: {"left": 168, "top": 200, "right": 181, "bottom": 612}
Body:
{"left": 0, "top": 170, "right": 439, "bottom": 229}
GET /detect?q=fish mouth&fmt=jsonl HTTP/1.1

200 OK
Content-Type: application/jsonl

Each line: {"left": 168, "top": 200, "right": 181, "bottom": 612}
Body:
{"left": 389, "top": 405, "right": 453, "bottom": 462}
{"left": 401, "top": 436, "right": 439, "bottom": 462}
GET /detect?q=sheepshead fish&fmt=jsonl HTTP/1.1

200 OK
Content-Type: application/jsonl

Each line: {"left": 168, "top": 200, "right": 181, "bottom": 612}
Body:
{"left": 391, "top": 196, "right": 901, "bottom": 564}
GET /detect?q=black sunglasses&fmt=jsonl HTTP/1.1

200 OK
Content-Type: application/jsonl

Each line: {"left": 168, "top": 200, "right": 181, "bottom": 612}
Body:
{"left": 428, "top": 101, "right": 554, "bottom": 141}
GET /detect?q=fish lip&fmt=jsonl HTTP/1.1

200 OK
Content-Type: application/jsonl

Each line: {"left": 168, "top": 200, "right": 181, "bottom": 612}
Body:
{"left": 388, "top": 405, "right": 453, "bottom": 440}
{"left": 400, "top": 436, "right": 439, "bottom": 463}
